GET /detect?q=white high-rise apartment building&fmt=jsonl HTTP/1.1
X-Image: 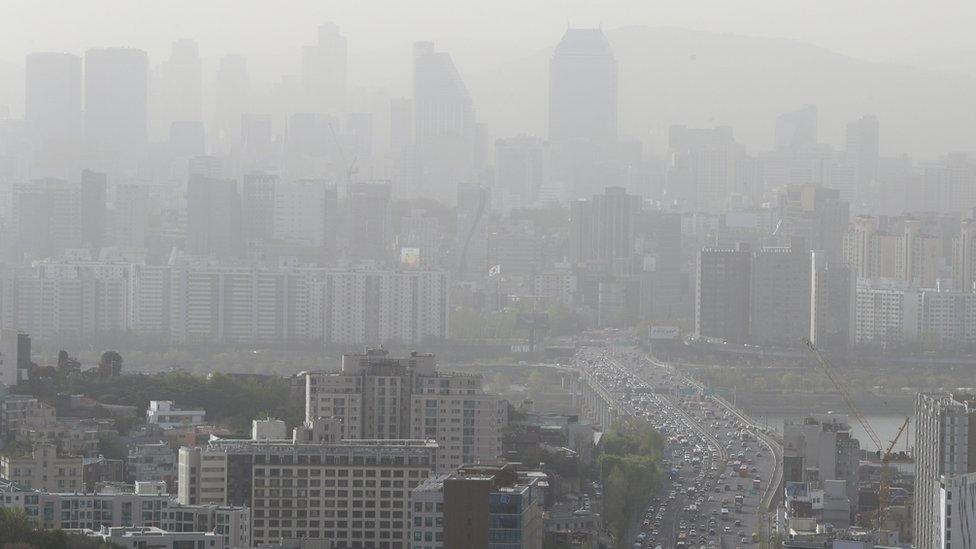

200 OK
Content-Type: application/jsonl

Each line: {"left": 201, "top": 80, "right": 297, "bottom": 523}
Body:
{"left": 305, "top": 349, "right": 506, "bottom": 474}
{"left": 1, "top": 257, "right": 449, "bottom": 346}
{"left": 317, "top": 269, "right": 449, "bottom": 345}
{"left": 915, "top": 393, "right": 976, "bottom": 549}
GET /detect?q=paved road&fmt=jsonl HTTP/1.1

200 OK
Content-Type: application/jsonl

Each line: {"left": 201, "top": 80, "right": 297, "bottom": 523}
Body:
{"left": 575, "top": 347, "right": 781, "bottom": 548}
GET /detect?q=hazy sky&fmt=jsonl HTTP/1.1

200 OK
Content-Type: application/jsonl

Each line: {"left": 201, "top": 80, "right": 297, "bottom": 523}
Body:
{"left": 3, "top": 0, "right": 975, "bottom": 87}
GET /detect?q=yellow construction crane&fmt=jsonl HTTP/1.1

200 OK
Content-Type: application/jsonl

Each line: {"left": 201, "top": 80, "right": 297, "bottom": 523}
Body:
{"left": 801, "top": 337, "right": 909, "bottom": 534}
{"left": 876, "top": 416, "right": 910, "bottom": 531}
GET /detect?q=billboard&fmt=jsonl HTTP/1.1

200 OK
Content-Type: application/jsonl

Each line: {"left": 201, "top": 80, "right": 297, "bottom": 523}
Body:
{"left": 516, "top": 313, "right": 549, "bottom": 330}
{"left": 400, "top": 247, "right": 420, "bottom": 267}
{"left": 649, "top": 326, "right": 680, "bottom": 340}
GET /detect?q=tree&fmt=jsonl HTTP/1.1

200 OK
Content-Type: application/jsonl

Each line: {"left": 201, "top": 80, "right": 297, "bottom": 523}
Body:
{"left": 98, "top": 351, "right": 123, "bottom": 377}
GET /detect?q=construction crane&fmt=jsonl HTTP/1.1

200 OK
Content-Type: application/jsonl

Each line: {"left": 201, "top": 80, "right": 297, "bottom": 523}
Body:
{"left": 876, "top": 416, "right": 910, "bottom": 531}
{"left": 801, "top": 337, "right": 910, "bottom": 535}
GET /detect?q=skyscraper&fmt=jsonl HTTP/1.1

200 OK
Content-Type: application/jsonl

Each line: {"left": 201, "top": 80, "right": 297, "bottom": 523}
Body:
{"left": 846, "top": 114, "right": 880, "bottom": 187}
{"left": 185, "top": 175, "right": 242, "bottom": 258}
{"left": 240, "top": 172, "right": 277, "bottom": 248}
{"left": 569, "top": 186, "right": 640, "bottom": 267}
{"left": 25, "top": 52, "right": 82, "bottom": 178}
{"left": 80, "top": 169, "right": 107, "bottom": 249}
{"left": 774, "top": 104, "right": 818, "bottom": 152}
{"left": 301, "top": 22, "right": 347, "bottom": 114}
{"left": 914, "top": 393, "right": 976, "bottom": 549}
{"left": 696, "top": 245, "right": 751, "bottom": 342}
{"left": 25, "top": 52, "right": 82, "bottom": 144}
{"left": 548, "top": 28, "right": 617, "bottom": 145}
{"left": 495, "top": 135, "right": 544, "bottom": 209}
{"left": 153, "top": 39, "right": 203, "bottom": 140}
{"left": 213, "top": 54, "right": 249, "bottom": 145}
{"left": 345, "top": 182, "right": 393, "bottom": 260}
{"left": 953, "top": 219, "right": 976, "bottom": 292}
{"left": 668, "top": 125, "right": 743, "bottom": 212}
{"left": 84, "top": 48, "right": 149, "bottom": 150}
{"left": 413, "top": 41, "right": 475, "bottom": 201}
{"left": 305, "top": 349, "right": 505, "bottom": 473}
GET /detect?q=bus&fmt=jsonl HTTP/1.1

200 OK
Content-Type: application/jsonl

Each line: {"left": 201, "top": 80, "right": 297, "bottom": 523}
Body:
{"left": 753, "top": 479, "right": 761, "bottom": 492}
{"left": 734, "top": 494, "right": 744, "bottom": 509}
{"left": 721, "top": 508, "right": 730, "bottom": 521}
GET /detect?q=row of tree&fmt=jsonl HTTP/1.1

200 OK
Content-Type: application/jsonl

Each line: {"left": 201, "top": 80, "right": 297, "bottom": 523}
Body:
{"left": 598, "top": 419, "right": 664, "bottom": 549}
{"left": 16, "top": 370, "right": 304, "bottom": 434}
{"left": 0, "top": 508, "right": 120, "bottom": 548}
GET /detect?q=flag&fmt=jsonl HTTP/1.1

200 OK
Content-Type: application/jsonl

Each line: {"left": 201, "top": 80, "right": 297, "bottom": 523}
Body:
{"left": 488, "top": 264, "right": 501, "bottom": 277}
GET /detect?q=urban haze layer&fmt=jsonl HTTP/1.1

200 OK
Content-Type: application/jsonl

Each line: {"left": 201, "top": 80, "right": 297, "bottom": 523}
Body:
{"left": 0, "top": 3, "right": 974, "bottom": 549}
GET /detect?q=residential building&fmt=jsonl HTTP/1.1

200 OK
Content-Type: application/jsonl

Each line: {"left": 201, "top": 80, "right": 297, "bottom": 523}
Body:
{"left": 0, "top": 331, "right": 31, "bottom": 388}
{"left": 782, "top": 414, "right": 861, "bottom": 506}
{"left": 127, "top": 442, "right": 177, "bottom": 488}
{"left": 953, "top": 219, "right": 976, "bottom": 292}
{"left": 939, "top": 472, "right": 976, "bottom": 549}
{"left": 853, "top": 280, "right": 976, "bottom": 345}
{"left": 316, "top": 269, "right": 450, "bottom": 345}
{"left": 274, "top": 179, "right": 338, "bottom": 250}
{"left": 305, "top": 349, "right": 506, "bottom": 473}
{"left": 345, "top": 181, "right": 393, "bottom": 260}
{"left": 177, "top": 423, "right": 437, "bottom": 547}
{"left": 914, "top": 393, "right": 976, "bottom": 549}
{"left": 0, "top": 481, "right": 249, "bottom": 548}
{"left": 0, "top": 394, "right": 53, "bottom": 439}
{"left": 72, "top": 526, "right": 225, "bottom": 549}
{"left": 0, "top": 443, "right": 83, "bottom": 492}
{"left": 146, "top": 401, "right": 206, "bottom": 430}
{"left": 185, "top": 174, "right": 242, "bottom": 258}
{"left": 410, "top": 463, "right": 544, "bottom": 549}
{"left": 241, "top": 172, "right": 278, "bottom": 248}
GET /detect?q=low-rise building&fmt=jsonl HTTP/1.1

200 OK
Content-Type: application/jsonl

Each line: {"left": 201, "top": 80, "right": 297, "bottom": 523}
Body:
{"left": 0, "top": 443, "right": 83, "bottom": 492}
{"left": 146, "top": 400, "right": 206, "bottom": 430}
{"left": 0, "top": 394, "right": 55, "bottom": 441}
{"left": 70, "top": 526, "right": 225, "bottom": 549}
{"left": 409, "top": 463, "right": 545, "bottom": 549}
{"left": 0, "top": 479, "right": 250, "bottom": 548}
{"left": 127, "top": 441, "right": 177, "bottom": 489}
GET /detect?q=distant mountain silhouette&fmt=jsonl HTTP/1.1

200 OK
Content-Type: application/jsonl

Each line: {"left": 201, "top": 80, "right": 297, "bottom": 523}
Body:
{"left": 467, "top": 26, "right": 976, "bottom": 160}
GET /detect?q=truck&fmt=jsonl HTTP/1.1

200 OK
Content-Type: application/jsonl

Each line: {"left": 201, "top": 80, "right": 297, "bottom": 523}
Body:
{"left": 734, "top": 494, "right": 744, "bottom": 510}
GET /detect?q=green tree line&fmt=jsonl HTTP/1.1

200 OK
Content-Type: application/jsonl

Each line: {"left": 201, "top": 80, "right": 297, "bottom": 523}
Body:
{"left": 597, "top": 419, "right": 664, "bottom": 549}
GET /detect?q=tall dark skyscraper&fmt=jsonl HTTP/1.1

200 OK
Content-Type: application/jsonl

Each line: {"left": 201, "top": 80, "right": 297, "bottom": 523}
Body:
{"left": 302, "top": 22, "right": 347, "bottom": 114}
{"left": 413, "top": 41, "right": 475, "bottom": 201}
{"left": 548, "top": 28, "right": 618, "bottom": 145}
{"left": 84, "top": 48, "right": 149, "bottom": 150}
{"left": 25, "top": 52, "right": 82, "bottom": 143}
